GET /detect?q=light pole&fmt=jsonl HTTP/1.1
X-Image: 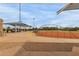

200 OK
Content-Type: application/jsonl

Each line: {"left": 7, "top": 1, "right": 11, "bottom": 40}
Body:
{"left": 19, "top": 3, "right": 22, "bottom": 32}
{"left": 19, "top": 3, "right": 21, "bottom": 23}
{"left": 33, "top": 18, "right": 35, "bottom": 29}
{"left": 32, "top": 17, "right": 38, "bottom": 32}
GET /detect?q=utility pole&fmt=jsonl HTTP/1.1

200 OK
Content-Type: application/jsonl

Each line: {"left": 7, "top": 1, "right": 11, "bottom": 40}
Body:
{"left": 19, "top": 3, "right": 22, "bottom": 31}
{"left": 19, "top": 3, "right": 21, "bottom": 23}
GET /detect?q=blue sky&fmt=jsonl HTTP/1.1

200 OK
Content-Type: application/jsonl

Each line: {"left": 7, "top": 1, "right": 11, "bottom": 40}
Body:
{"left": 0, "top": 3, "right": 79, "bottom": 27}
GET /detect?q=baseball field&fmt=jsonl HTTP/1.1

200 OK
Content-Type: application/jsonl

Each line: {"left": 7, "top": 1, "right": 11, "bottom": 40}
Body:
{"left": 0, "top": 31, "right": 79, "bottom": 55}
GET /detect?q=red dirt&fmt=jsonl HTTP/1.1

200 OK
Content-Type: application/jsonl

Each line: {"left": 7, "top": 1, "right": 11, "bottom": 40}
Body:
{"left": 35, "top": 31, "right": 79, "bottom": 39}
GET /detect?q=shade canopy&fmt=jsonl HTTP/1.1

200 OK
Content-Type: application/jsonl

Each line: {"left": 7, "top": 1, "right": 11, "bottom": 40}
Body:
{"left": 57, "top": 3, "right": 79, "bottom": 14}
{"left": 4, "top": 22, "right": 32, "bottom": 27}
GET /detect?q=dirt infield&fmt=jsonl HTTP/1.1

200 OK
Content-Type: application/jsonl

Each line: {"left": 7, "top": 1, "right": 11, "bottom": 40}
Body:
{"left": 15, "top": 42, "right": 79, "bottom": 56}
{"left": 35, "top": 31, "right": 79, "bottom": 39}
{"left": 1, "top": 32, "right": 79, "bottom": 55}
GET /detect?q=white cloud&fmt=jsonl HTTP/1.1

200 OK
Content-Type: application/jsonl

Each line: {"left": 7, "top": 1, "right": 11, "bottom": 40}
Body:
{"left": 50, "top": 10, "right": 79, "bottom": 27}
{"left": 0, "top": 4, "right": 35, "bottom": 23}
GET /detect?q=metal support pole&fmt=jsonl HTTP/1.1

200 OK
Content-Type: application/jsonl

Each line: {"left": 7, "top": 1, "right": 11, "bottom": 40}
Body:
{"left": 19, "top": 3, "right": 22, "bottom": 31}
{"left": 19, "top": 3, "right": 21, "bottom": 23}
